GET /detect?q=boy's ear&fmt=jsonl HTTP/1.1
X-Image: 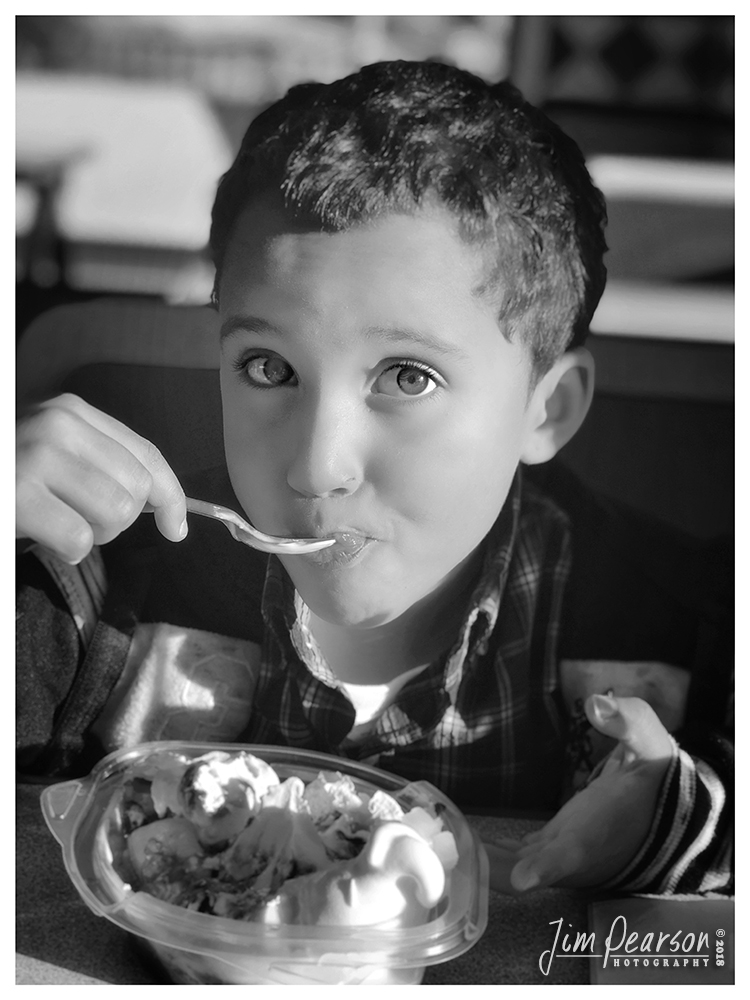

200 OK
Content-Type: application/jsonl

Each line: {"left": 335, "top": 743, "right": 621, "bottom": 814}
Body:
{"left": 520, "top": 348, "right": 595, "bottom": 465}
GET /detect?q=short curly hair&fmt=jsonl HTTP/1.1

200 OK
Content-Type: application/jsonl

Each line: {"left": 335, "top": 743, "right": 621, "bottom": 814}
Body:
{"left": 210, "top": 60, "right": 607, "bottom": 375}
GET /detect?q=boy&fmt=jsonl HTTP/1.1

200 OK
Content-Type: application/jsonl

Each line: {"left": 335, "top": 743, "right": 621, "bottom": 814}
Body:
{"left": 17, "top": 61, "right": 732, "bottom": 896}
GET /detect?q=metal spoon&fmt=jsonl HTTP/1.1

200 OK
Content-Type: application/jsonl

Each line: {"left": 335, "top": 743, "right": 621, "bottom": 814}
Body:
{"left": 184, "top": 497, "right": 335, "bottom": 555}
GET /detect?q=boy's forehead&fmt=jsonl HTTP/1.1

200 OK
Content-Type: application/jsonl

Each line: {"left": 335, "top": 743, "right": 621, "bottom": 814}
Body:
{"left": 221, "top": 196, "right": 501, "bottom": 303}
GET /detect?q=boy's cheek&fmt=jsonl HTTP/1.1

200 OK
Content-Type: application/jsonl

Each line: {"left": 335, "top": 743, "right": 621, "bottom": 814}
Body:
{"left": 221, "top": 426, "right": 287, "bottom": 521}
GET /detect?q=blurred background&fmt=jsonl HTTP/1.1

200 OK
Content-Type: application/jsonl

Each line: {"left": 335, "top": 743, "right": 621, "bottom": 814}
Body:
{"left": 16, "top": 14, "right": 734, "bottom": 539}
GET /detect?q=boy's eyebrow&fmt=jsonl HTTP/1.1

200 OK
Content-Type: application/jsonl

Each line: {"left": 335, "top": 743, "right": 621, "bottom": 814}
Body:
{"left": 220, "top": 315, "right": 280, "bottom": 342}
{"left": 364, "top": 325, "right": 470, "bottom": 362}
{"left": 221, "top": 315, "right": 471, "bottom": 362}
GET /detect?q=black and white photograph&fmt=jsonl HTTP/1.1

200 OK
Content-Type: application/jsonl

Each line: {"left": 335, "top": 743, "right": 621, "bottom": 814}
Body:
{"left": 16, "top": 13, "right": 734, "bottom": 987}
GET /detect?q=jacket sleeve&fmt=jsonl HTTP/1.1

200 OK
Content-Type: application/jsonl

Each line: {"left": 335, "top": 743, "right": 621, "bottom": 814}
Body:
{"left": 16, "top": 536, "right": 152, "bottom": 780}
{"left": 600, "top": 725, "right": 733, "bottom": 895}
{"left": 16, "top": 544, "right": 105, "bottom": 776}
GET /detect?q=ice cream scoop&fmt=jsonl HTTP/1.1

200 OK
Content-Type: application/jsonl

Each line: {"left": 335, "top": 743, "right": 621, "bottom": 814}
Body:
{"left": 127, "top": 817, "right": 203, "bottom": 882}
{"left": 261, "top": 821, "right": 446, "bottom": 928}
{"left": 178, "top": 751, "right": 280, "bottom": 846}
{"left": 223, "top": 806, "right": 331, "bottom": 885}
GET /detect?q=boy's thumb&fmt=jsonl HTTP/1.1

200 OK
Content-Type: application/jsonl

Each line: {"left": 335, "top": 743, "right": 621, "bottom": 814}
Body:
{"left": 585, "top": 694, "right": 673, "bottom": 762}
{"left": 147, "top": 499, "right": 188, "bottom": 543}
{"left": 154, "top": 508, "right": 188, "bottom": 543}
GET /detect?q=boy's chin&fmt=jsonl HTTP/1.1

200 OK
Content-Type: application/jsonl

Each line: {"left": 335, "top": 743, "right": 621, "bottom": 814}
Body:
{"left": 282, "top": 540, "right": 485, "bottom": 631}
{"left": 298, "top": 587, "right": 407, "bottom": 629}
{"left": 286, "top": 567, "right": 413, "bottom": 629}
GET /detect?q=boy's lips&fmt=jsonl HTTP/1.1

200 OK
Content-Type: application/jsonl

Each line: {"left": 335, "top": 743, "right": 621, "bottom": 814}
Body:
{"left": 289, "top": 527, "right": 375, "bottom": 565}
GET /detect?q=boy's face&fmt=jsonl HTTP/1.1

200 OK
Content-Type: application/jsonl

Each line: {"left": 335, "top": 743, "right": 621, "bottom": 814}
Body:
{"left": 218, "top": 201, "right": 545, "bottom": 627}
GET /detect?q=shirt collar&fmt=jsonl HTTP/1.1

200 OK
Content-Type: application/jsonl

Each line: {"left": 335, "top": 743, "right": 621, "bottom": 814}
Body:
{"left": 442, "top": 469, "right": 522, "bottom": 694}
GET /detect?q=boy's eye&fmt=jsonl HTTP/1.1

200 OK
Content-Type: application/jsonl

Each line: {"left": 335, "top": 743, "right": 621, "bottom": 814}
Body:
{"left": 241, "top": 354, "right": 297, "bottom": 388}
{"left": 374, "top": 363, "right": 440, "bottom": 398}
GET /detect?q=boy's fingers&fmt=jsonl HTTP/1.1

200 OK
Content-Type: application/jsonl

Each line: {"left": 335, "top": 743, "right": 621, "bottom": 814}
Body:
{"left": 520, "top": 829, "right": 545, "bottom": 845}
{"left": 486, "top": 837, "right": 526, "bottom": 851}
{"left": 16, "top": 488, "right": 95, "bottom": 565}
{"left": 483, "top": 841, "right": 524, "bottom": 894}
{"left": 119, "top": 450, "right": 186, "bottom": 543}
{"left": 585, "top": 694, "right": 674, "bottom": 762}
{"left": 511, "top": 834, "right": 591, "bottom": 892}
{"left": 152, "top": 503, "right": 189, "bottom": 543}
{"left": 41, "top": 395, "right": 187, "bottom": 542}
{"left": 510, "top": 853, "right": 558, "bottom": 893}
{"left": 143, "top": 450, "right": 187, "bottom": 542}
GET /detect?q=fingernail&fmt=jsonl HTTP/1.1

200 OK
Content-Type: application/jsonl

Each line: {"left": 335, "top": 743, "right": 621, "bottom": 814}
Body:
{"left": 516, "top": 869, "right": 541, "bottom": 891}
{"left": 592, "top": 693, "right": 618, "bottom": 720}
{"left": 178, "top": 518, "right": 188, "bottom": 540}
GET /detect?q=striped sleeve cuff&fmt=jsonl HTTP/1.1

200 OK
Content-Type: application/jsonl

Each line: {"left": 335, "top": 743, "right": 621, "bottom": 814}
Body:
{"left": 601, "top": 737, "right": 730, "bottom": 895}
{"left": 29, "top": 544, "right": 107, "bottom": 651}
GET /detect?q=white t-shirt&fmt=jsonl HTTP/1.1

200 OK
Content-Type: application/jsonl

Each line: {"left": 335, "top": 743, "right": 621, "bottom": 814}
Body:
{"left": 341, "top": 663, "right": 429, "bottom": 741}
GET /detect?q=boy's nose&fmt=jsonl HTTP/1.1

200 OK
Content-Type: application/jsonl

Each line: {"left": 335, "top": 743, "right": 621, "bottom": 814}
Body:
{"left": 285, "top": 395, "right": 363, "bottom": 499}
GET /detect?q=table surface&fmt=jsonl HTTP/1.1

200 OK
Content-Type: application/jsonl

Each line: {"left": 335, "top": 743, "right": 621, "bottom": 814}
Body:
{"left": 16, "top": 782, "right": 594, "bottom": 986}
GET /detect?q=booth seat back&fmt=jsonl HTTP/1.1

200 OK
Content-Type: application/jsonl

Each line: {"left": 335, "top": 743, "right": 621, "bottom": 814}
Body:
{"left": 17, "top": 299, "right": 224, "bottom": 476}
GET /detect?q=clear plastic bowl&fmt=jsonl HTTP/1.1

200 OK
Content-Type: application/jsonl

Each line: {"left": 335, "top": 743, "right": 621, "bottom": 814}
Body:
{"left": 41, "top": 742, "right": 489, "bottom": 985}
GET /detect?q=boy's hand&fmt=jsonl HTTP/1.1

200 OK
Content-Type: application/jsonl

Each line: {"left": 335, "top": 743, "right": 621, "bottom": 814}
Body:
{"left": 17, "top": 393, "right": 187, "bottom": 564}
{"left": 484, "top": 694, "right": 674, "bottom": 893}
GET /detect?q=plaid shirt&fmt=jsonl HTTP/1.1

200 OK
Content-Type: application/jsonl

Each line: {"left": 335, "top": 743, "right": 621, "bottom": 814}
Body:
{"left": 247, "top": 472, "right": 572, "bottom": 811}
